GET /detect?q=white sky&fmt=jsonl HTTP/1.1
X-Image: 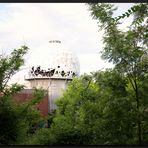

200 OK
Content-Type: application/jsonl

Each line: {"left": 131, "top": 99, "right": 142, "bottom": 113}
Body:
{"left": 0, "top": 3, "right": 134, "bottom": 85}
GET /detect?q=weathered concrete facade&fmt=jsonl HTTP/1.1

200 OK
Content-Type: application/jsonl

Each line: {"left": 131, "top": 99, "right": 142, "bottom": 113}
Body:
{"left": 26, "top": 77, "right": 71, "bottom": 112}
{"left": 15, "top": 41, "right": 80, "bottom": 116}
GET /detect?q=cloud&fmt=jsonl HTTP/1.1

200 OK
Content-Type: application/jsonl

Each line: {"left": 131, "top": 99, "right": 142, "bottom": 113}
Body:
{"left": 0, "top": 3, "right": 102, "bottom": 53}
{"left": 78, "top": 53, "right": 113, "bottom": 74}
{"left": 0, "top": 3, "right": 133, "bottom": 85}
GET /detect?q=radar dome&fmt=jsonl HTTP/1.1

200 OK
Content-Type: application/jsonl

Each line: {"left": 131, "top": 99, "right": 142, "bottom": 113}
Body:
{"left": 26, "top": 40, "right": 80, "bottom": 80}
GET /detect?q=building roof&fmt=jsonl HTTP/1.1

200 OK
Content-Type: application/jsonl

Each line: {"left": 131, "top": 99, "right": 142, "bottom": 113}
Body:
{"left": 25, "top": 41, "right": 80, "bottom": 80}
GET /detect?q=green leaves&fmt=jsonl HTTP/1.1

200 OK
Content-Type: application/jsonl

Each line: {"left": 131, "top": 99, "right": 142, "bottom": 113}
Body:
{"left": 88, "top": 3, "right": 117, "bottom": 29}
{"left": 0, "top": 45, "right": 29, "bottom": 92}
{"left": 25, "top": 128, "right": 56, "bottom": 145}
{"left": 3, "top": 83, "right": 24, "bottom": 96}
{"left": 0, "top": 45, "right": 30, "bottom": 144}
{"left": 0, "top": 46, "right": 47, "bottom": 145}
{"left": 88, "top": 3, "right": 148, "bottom": 145}
{"left": 114, "top": 3, "right": 148, "bottom": 24}
{"left": 27, "top": 3, "right": 147, "bottom": 145}
{"left": 29, "top": 71, "right": 135, "bottom": 145}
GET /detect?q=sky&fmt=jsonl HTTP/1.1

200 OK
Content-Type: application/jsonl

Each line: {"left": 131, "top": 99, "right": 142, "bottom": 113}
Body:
{"left": 0, "top": 3, "right": 134, "bottom": 85}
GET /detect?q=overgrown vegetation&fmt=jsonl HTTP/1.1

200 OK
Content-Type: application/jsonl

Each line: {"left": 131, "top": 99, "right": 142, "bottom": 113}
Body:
{"left": 0, "top": 3, "right": 147, "bottom": 145}
{"left": 0, "top": 46, "right": 46, "bottom": 145}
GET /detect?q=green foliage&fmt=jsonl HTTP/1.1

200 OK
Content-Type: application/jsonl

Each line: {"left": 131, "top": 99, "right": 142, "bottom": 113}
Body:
{"left": 92, "top": 70, "right": 138, "bottom": 144}
{"left": 16, "top": 88, "right": 47, "bottom": 138}
{"left": 0, "top": 46, "right": 29, "bottom": 145}
{"left": 0, "top": 46, "right": 46, "bottom": 145}
{"left": 0, "top": 46, "right": 28, "bottom": 92}
{"left": 114, "top": 3, "right": 148, "bottom": 24}
{"left": 21, "top": 3, "right": 148, "bottom": 145}
{"left": 47, "top": 110, "right": 56, "bottom": 128}
{"left": 28, "top": 71, "right": 142, "bottom": 145}
{"left": 88, "top": 3, "right": 117, "bottom": 30}
{"left": 0, "top": 95, "right": 23, "bottom": 145}
{"left": 29, "top": 3, "right": 147, "bottom": 145}
{"left": 50, "top": 76, "right": 98, "bottom": 145}
{"left": 25, "top": 128, "right": 56, "bottom": 145}
{"left": 1, "top": 3, "right": 146, "bottom": 145}
{"left": 88, "top": 3, "right": 148, "bottom": 145}
{"left": 19, "top": 88, "right": 47, "bottom": 114}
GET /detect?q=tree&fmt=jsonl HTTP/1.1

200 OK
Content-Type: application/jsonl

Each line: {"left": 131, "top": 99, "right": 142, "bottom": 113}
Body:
{"left": 115, "top": 3, "right": 148, "bottom": 25}
{"left": 20, "top": 3, "right": 148, "bottom": 145}
{"left": 0, "top": 46, "right": 46, "bottom": 145}
{"left": 51, "top": 75, "right": 97, "bottom": 145}
{"left": 92, "top": 69, "right": 137, "bottom": 144}
{"left": 27, "top": 70, "right": 140, "bottom": 145}
{"left": 25, "top": 128, "right": 56, "bottom": 145}
{"left": 26, "top": 75, "right": 97, "bottom": 145}
{"left": 0, "top": 46, "right": 28, "bottom": 92}
{"left": 88, "top": 3, "right": 148, "bottom": 144}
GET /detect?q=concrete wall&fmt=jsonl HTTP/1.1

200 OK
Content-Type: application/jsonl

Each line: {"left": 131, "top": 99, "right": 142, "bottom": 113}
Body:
{"left": 48, "top": 79, "right": 71, "bottom": 112}
{"left": 28, "top": 78, "right": 71, "bottom": 112}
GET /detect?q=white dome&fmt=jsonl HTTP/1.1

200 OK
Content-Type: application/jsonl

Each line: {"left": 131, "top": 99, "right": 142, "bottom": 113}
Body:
{"left": 26, "top": 41, "right": 80, "bottom": 80}
{"left": 52, "top": 47, "right": 80, "bottom": 75}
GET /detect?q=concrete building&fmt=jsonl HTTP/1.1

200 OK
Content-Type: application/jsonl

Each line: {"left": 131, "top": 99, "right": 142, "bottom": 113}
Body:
{"left": 16, "top": 40, "right": 80, "bottom": 116}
